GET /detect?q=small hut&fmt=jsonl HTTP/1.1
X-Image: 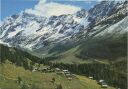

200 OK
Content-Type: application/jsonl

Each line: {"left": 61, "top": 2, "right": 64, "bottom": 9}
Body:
{"left": 55, "top": 68, "right": 61, "bottom": 72}
{"left": 101, "top": 82, "right": 108, "bottom": 88}
{"left": 89, "top": 76, "right": 93, "bottom": 79}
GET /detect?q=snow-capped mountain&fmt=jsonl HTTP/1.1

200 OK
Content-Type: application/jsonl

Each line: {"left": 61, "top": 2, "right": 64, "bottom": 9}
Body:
{"left": 88, "top": 0, "right": 128, "bottom": 23}
{"left": 0, "top": 0, "right": 127, "bottom": 54}
{"left": 0, "top": 9, "right": 89, "bottom": 51}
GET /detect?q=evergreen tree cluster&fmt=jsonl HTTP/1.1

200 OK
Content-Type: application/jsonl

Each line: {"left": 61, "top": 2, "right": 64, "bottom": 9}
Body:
{"left": 50, "top": 61, "right": 126, "bottom": 89}
{"left": 0, "top": 44, "right": 41, "bottom": 69}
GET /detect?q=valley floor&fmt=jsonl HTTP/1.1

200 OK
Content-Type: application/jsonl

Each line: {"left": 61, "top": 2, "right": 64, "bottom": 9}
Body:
{"left": 0, "top": 61, "right": 116, "bottom": 89}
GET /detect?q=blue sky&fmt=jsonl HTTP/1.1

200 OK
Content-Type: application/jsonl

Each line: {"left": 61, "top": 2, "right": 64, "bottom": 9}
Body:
{"left": 1, "top": 0, "right": 97, "bottom": 20}
{"left": 1, "top": 0, "right": 38, "bottom": 20}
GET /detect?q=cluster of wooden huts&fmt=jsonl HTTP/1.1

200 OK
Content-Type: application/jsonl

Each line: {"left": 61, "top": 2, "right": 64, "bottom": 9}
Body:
{"left": 32, "top": 66, "right": 121, "bottom": 88}
{"left": 32, "top": 66, "right": 76, "bottom": 81}
{"left": 55, "top": 68, "right": 76, "bottom": 80}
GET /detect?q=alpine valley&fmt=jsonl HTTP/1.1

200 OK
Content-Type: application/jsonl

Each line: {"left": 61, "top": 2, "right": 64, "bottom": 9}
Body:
{"left": 0, "top": 0, "right": 127, "bottom": 89}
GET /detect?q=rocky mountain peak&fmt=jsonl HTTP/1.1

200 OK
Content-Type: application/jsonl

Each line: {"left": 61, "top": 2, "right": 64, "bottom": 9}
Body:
{"left": 0, "top": 1, "right": 127, "bottom": 54}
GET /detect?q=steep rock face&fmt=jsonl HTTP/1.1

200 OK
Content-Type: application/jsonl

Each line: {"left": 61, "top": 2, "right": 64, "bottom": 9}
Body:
{"left": 93, "top": 16, "right": 128, "bottom": 38}
{"left": 78, "top": 1, "right": 128, "bottom": 39}
{"left": 88, "top": 1, "right": 128, "bottom": 23}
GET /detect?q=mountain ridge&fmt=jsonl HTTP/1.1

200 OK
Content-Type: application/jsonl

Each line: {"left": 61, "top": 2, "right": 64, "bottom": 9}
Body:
{"left": 0, "top": 0, "right": 127, "bottom": 59}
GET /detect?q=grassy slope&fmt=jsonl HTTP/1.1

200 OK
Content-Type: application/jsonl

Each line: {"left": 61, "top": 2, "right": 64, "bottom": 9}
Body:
{"left": 51, "top": 45, "right": 111, "bottom": 64}
{"left": 51, "top": 33, "right": 127, "bottom": 64}
{"left": 0, "top": 61, "right": 115, "bottom": 89}
{"left": 51, "top": 46, "right": 90, "bottom": 64}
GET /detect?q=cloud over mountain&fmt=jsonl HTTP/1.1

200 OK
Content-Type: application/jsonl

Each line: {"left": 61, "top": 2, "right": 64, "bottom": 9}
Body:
{"left": 25, "top": 0, "right": 81, "bottom": 17}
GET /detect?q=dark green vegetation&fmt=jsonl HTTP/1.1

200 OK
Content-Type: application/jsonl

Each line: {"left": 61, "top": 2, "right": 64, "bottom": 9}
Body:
{"left": 0, "top": 44, "right": 115, "bottom": 89}
{"left": 45, "top": 33, "right": 127, "bottom": 89}
{"left": 0, "top": 44, "right": 41, "bottom": 70}
{"left": 0, "top": 61, "right": 115, "bottom": 89}
{"left": 51, "top": 59, "right": 127, "bottom": 89}
{"left": 77, "top": 33, "right": 127, "bottom": 60}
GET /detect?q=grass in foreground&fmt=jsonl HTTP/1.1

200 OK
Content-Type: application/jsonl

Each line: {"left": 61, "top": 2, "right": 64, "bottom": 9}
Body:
{"left": 0, "top": 60, "right": 116, "bottom": 89}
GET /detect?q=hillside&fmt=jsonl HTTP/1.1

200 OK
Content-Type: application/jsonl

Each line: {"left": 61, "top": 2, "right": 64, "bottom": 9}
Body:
{"left": 0, "top": 44, "right": 41, "bottom": 69}
{"left": 0, "top": 60, "right": 116, "bottom": 89}
{"left": 0, "top": 44, "right": 116, "bottom": 89}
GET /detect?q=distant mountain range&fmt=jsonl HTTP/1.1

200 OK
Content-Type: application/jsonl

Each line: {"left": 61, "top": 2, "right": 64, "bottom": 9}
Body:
{"left": 0, "top": 0, "right": 127, "bottom": 60}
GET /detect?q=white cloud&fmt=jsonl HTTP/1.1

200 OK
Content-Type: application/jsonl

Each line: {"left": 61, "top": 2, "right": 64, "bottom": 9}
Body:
{"left": 25, "top": 0, "right": 81, "bottom": 17}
